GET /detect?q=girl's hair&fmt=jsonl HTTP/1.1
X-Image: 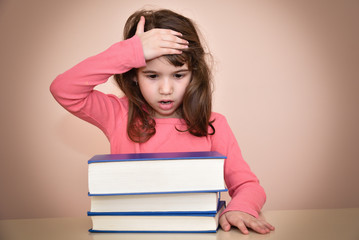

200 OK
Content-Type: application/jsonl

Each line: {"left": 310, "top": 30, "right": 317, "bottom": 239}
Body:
{"left": 114, "top": 9, "right": 215, "bottom": 143}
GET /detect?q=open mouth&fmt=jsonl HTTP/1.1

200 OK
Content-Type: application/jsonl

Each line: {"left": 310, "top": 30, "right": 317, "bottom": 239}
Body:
{"left": 160, "top": 101, "right": 173, "bottom": 104}
{"left": 158, "top": 100, "right": 174, "bottom": 111}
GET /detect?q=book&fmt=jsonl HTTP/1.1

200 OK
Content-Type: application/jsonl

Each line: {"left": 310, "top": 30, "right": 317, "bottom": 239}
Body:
{"left": 88, "top": 201, "right": 225, "bottom": 233}
{"left": 90, "top": 192, "right": 221, "bottom": 213}
{"left": 88, "top": 151, "right": 226, "bottom": 195}
{"left": 91, "top": 232, "right": 217, "bottom": 240}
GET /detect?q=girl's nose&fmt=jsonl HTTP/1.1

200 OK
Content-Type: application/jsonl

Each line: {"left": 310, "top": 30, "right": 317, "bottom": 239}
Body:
{"left": 159, "top": 78, "right": 173, "bottom": 95}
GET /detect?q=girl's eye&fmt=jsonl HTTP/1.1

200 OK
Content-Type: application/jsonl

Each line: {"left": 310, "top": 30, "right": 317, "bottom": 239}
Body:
{"left": 146, "top": 74, "right": 158, "bottom": 79}
{"left": 174, "top": 73, "right": 185, "bottom": 79}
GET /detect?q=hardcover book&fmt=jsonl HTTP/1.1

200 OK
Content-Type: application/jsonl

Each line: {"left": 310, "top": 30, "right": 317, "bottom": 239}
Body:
{"left": 88, "top": 151, "right": 227, "bottom": 195}
{"left": 88, "top": 201, "right": 226, "bottom": 233}
{"left": 90, "top": 192, "right": 221, "bottom": 213}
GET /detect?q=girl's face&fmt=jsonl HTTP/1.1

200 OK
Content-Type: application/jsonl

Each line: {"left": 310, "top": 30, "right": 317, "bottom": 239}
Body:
{"left": 136, "top": 57, "right": 192, "bottom": 118}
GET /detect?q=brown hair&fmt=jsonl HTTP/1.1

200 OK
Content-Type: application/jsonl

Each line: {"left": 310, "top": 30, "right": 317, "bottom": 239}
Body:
{"left": 114, "top": 9, "right": 215, "bottom": 143}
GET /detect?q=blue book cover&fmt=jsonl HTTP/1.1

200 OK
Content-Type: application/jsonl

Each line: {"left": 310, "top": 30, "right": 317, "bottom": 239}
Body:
{"left": 88, "top": 229, "right": 219, "bottom": 233}
{"left": 88, "top": 151, "right": 226, "bottom": 164}
{"left": 88, "top": 201, "right": 225, "bottom": 217}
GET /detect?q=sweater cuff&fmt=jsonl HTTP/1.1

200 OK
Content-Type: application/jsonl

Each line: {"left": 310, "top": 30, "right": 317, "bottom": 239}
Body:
{"left": 220, "top": 202, "right": 260, "bottom": 219}
{"left": 128, "top": 35, "right": 146, "bottom": 68}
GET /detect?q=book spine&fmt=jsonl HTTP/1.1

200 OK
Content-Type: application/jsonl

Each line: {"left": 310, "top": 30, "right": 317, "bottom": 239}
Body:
{"left": 88, "top": 151, "right": 226, "bottom": 163}
{"left": 87, "top": 211, "right": 217, "bottom": 216}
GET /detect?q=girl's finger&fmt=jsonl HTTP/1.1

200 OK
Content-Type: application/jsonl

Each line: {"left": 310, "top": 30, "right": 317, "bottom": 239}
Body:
{"left": 158, "top": 48, "right": 183, "bottom": 56}
{"left": 160, "top": 33, "right": 188, "bottom": 45}
{"left": 264, "top": 222, "right": 275, "bottom": 231}
{"left": 135, "top": 16, "right": 145, "bottom": 35}
{"left": 159, "top": 41, "right": 188, "bottom": 51}
{"left": 219, "top": 215, "right": 231, "bottom": 232}
{"left": 158, "top": 28, "right": 183, "bottom": 37}
{"left": 247, "top": 220, "right": 273, "bottom": 234}
{"left": 236, "top": 221, "right": 249, "bottom": 235}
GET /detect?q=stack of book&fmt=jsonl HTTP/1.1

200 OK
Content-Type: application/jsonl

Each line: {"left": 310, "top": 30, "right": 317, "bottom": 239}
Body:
{"left": 87, "top": 151, "right": 227, "bottom": 233}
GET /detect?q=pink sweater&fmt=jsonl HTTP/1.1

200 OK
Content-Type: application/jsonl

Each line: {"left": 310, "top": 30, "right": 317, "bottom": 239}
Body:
{"left": 50, "top": 36, "right": 266, "bottom": 218}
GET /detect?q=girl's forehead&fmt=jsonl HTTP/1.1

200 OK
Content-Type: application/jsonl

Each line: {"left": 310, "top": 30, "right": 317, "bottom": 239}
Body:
{"left": 142, "top": 57, "right": 189, "bottom": 72}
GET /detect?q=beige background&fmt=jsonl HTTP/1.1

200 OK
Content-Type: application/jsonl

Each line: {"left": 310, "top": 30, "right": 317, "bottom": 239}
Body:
{"left": 0, "top": 0, "right": 358, "bottom": 219}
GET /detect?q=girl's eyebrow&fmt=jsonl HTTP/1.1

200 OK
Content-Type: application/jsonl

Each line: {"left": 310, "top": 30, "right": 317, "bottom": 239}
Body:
{"left": 141, "top": 69, "right": 189, "bottom": 74}
{"left": 174, "top": 69, "right": 189, "bottom": 73}
{"left": 141, "top": 70, "right": 158, "bottom": 74}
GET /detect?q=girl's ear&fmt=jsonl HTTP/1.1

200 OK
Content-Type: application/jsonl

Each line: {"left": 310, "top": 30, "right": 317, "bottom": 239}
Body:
{"left": 133, "top": 76, "right": 138, "bottom": 85}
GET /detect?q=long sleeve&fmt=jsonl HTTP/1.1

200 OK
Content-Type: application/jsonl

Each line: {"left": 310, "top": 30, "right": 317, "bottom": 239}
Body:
{"left": 211, "top": 114, "right": 266, "bottom": 218}
{"left": 50, "top": 36, "right": 146, "bottom": 136}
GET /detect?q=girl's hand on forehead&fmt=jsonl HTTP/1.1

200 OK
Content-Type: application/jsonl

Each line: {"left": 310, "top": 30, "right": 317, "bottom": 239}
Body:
{"left": 135, "top": 16, "right": 189, "bottom": 61}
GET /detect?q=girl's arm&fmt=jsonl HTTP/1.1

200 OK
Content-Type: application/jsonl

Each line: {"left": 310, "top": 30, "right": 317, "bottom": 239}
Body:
{"left": 50, "top": 36, "right": 146, "bottom": 135}
{"left": 211, "top": 114, "right": 274, "bottom": 234}
{"left": 50, "top": 17, "right": 188, "bottom": 136}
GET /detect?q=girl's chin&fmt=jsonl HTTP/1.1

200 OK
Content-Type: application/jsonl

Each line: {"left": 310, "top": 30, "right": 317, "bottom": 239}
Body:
{"left": 154, "top": 110, "right": 178, "bottom": 119}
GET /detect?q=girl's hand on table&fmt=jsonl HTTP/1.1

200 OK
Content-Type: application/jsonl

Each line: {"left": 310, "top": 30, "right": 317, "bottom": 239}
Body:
{"left": 219, "top": 211, "right": 275, "bottom": 235}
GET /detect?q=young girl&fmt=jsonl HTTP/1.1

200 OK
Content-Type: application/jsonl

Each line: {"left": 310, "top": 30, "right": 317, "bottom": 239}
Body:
{"left": 50, "top": 9, "right": 274, "bottom": 235}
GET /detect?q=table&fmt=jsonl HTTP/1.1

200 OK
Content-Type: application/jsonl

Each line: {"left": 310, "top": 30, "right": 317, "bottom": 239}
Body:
{"left": 1, "top": 208, "right": 358, "bottom": 240}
